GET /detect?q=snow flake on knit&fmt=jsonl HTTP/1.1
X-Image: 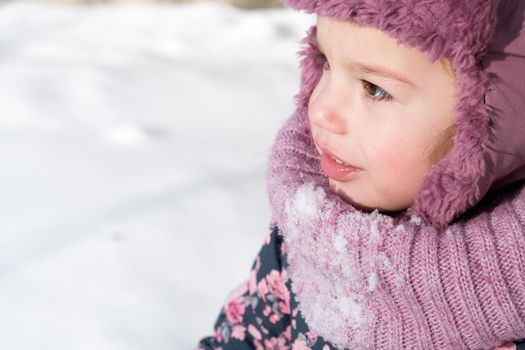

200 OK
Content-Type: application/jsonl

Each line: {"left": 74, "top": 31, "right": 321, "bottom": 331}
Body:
{"left": 410, "top": 214, "right": 422, "bottom": 226}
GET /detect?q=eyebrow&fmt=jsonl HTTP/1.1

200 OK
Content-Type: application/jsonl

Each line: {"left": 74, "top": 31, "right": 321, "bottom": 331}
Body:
{"left": 314, "top": 32, "right": 417, "bottom": 88}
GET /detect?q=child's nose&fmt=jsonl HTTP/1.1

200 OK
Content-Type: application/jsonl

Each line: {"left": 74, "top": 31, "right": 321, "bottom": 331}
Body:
{"left": 308, "top": 84, "right": 348, "bottom": 135}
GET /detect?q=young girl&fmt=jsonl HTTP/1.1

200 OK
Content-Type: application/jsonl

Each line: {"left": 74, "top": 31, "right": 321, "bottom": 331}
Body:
{"left": 198, "top": 0, "right": 525, "bottom": 348}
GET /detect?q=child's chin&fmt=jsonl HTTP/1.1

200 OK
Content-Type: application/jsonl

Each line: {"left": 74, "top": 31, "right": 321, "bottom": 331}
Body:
{"left": 329, "top": 180, "right": 375, "bottom": 212}
{"left": 329, "top": 180, "right": 408, "bottom": 216}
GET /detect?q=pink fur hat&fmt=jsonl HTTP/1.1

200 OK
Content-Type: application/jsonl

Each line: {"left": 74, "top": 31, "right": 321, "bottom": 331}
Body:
{"left": 284, "top": 0, "right": 525, "bottom": 227}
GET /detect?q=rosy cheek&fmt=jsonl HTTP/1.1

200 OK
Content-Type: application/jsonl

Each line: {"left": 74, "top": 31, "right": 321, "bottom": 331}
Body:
{"left": 368, "top": 131, "right": 420, "bottom": 175}
{"left": 376, "top": 152, "right": 398, "bottom": 172}
{"left": 369, "top": 141, "right": 403, "bottom": 173}
{"left": 368, "top": 141, "right": 421, "bottom": 201}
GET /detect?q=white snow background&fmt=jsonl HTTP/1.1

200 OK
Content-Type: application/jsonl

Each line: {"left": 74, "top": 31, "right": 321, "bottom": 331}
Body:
{"left": 0, "top": 2, "right": 313, "bottom": 349}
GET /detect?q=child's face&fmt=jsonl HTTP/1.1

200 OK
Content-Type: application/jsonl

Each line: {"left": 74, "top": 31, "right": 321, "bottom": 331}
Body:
{"left": 308, "top": 16, "right": 457, "bottom": 212}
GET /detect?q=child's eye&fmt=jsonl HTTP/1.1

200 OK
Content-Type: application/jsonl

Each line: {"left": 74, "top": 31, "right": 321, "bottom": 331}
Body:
{"left": 361, "top": 80, "right": 392, "bottom": 103}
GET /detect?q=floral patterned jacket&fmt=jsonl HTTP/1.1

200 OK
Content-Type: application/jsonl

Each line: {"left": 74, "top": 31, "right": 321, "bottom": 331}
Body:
{"left": 198, "top": 222, "right": 336, "bottom": 350}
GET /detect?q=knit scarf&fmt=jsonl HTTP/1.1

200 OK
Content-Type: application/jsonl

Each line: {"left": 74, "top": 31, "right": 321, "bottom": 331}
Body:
{"left": 266, "top": 111, "right": 525, "bottom": 349}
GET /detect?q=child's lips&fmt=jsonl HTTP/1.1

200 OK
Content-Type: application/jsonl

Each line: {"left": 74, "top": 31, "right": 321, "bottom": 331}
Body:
{"left": 318, "top": 147, "right": 363, "bottom": 181}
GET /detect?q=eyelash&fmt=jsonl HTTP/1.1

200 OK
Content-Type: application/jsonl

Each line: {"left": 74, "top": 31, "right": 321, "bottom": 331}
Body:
{"left": 320, "top": 55, "right": 393, "bottom": 103}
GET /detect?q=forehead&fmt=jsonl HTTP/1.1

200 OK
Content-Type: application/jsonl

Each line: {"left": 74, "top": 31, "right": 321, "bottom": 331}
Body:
{"left": 315, "top": 15, "right": 455, "bottom": 86}
{"left": 316, "top": 16, "right": 421, "bottom": 63}
{"left": 317, "top": 16, "right": 414, "bottom": 51}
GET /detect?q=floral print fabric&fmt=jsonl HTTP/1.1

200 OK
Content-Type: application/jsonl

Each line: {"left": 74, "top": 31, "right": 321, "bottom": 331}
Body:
{"left": 198, "top": 222, "right": 335, "bottom": 350}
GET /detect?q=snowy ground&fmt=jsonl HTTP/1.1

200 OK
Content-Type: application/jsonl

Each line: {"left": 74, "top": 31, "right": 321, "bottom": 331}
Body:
{"left": 0, "top": 2, "right": 313, "bottom": 349}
